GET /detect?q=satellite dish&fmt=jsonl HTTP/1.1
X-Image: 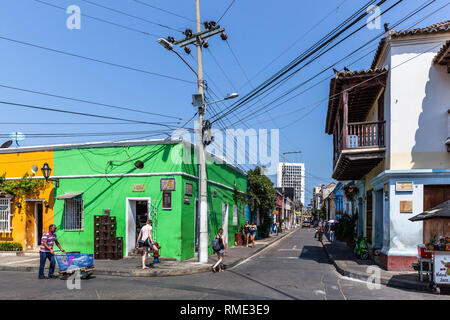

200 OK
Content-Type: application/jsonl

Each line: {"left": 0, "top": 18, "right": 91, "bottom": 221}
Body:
{"left": 9, "top": 132, "right": 26, "bottom": 147}
{"left": 31, "top": 165, "right": 38, "bottom": 173}
{"left": 0, "top": 140, "right": 13, "bottom": 148}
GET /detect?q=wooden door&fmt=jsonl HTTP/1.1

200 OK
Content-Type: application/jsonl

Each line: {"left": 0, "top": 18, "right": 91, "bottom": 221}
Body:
{"left": 366, "top": 191, "right": 373, "bottom": 244}
{"left": 424, "top": 185, "right": 450, "bottom": 211}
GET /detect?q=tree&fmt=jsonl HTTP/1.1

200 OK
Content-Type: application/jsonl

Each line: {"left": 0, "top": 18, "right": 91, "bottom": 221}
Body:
{"left": 247, "top": 167, "right": 276, "bottom": 238}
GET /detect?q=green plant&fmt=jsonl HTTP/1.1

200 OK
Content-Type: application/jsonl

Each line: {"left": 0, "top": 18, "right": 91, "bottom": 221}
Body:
{"left": 0, "top": 242, "right": 23, "bottom": 251}
{"left": 335, "top": 213, "right": 358, "bottom": 242}
{"left": 0, "top": 173, "right": 45, "bottom": 198}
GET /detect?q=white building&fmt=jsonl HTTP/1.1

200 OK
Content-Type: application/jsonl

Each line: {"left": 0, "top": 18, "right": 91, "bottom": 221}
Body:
{"left": 277, "top": 162, "right": 305, "bottom": 206}
{"left": 325, "top": 21, "right": 450, "bottom": 270}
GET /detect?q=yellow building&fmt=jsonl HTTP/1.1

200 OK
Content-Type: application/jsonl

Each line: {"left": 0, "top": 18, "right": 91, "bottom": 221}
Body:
{"left": 0, "top": 150, "right": 54, "bottom": 251}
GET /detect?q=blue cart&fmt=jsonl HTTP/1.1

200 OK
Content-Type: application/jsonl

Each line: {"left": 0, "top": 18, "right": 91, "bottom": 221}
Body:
{"left": 54, "top": 252, "right": 95, "bottom": 280}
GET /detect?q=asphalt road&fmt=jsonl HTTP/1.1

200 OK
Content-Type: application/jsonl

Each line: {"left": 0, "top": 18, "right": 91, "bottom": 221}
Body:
{"left": 0, "top": 228, "right": 449, "bottom": 300}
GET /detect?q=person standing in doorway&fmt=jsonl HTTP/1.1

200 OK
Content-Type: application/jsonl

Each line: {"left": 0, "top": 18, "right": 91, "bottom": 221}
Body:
{"left": 39, "top": 224, "right": 64, "bottom": 279}
{"left": 136, "top": 220, "right": 158, "bottom": 270}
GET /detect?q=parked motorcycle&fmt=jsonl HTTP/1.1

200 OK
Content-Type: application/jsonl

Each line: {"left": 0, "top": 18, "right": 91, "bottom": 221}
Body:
{"left": 354, "top": 236, "right": 369, "bottom": 260}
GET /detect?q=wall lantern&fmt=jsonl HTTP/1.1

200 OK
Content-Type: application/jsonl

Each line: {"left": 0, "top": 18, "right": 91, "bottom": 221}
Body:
{"left": 383, "top": 183, "right": 389, "bottom": 201}
{"left": 44, "top": 200, "right": 49, "bottom": 208}
{"left": 16, "top": 201, "right": 22, "bottom": 209}
{"left": 41, "top": 163, "right": 52, "bottom": 182}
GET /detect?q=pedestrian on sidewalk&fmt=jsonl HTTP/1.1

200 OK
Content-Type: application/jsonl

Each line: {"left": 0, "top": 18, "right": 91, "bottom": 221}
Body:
{"left": 274, "top": 221, "right": 279, "bottom": 236}
{"left": 211, "top": 228, "right": 226, "bottom": 273}
{"left": 39, "top": 224, "right": 65, "bottom": 279}
{"left": 136, "top": 220, "right": 158, "bottom": 270}
{"left": 244, "top": 221, "right": 251, "bottom": 247}
{"left": 328, "top": 222, "right": 336, "bottom": 242}
{"left": 249, "top": 222, "right": 257, "bottom": 248}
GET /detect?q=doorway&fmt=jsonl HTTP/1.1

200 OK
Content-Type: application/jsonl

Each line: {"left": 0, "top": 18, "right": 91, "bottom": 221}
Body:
{"left": 126, "top": 198, "right": 151, "bottom": 256}
{"left": 222, "top": 202, "right": 229, "bottom": 246}
{"left": 35, "top": 203, "right": 43, "bottom": 247}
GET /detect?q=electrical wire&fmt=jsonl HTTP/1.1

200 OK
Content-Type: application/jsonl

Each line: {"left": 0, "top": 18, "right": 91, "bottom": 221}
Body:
{"left": 131, "top": 0, "right": 195, "bottom": 23}
{"left": 0, "top": 35, "right": 195, "bottom": 84}
{"left": 217, "top": 0, "right": 237, "bottom": 23}
{"left": 0, "top": 83, "right": 183, "bottom": 120}
{"left": 79, "top": 0, "right": 184, "bottom": 33}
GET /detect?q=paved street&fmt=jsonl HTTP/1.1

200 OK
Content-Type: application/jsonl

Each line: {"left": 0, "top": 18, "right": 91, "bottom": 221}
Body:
{"left": 0, "top": 228, "right": 448, "bottom": 300}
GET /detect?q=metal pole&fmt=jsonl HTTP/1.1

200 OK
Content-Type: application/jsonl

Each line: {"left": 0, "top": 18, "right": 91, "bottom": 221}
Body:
{"left": 281, "top": 153, "right": 285, "bottom": 231}
{"left": 196, "top": 0, "right": 208, "bottom": 264}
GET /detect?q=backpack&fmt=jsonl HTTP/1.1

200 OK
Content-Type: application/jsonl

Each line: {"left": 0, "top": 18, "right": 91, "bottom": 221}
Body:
{"left": 211, "top": 237, "right": 222, "bottom": 251}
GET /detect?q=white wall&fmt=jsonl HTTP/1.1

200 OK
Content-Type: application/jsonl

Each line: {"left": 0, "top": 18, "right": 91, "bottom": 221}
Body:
{"left": 388, "top": 36, "right": 450, "bottom": 169}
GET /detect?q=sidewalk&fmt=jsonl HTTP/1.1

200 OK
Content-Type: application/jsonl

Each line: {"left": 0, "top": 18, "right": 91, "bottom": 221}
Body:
{"left": 321, "top": 235, "right": 431, "bottom": 293}
{"left": 0, "top": 228, "right": 295, "bottom": 278}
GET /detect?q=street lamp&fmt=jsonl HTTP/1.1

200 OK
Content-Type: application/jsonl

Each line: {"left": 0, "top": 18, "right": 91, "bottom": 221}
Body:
{"left": 41, "top": 163, "right": 52, "bottom": 182}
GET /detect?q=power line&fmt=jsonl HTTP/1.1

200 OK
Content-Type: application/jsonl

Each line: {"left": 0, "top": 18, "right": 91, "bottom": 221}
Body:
{"left": 79, "top": 0, "right": 184, "bottom": 33}
{"left": 0, "top": 100, "right": 179, "bottom": 128}
{"left": 32, "top": 0, "right": 161, "bottom": 37}
{"left": 0, "top": 83, "right": 183, "bottom": 120}
{"left": 217, "top": 0, "right": 237, "bottom": 23}
{"left": 131, "top": 0, "right": 195, "bottom": 22}
{"left": 0, "top": 35, "right": 195, "bottom": 84}
{"left": 217, "top": 0, "right": 434, "bottom": 126}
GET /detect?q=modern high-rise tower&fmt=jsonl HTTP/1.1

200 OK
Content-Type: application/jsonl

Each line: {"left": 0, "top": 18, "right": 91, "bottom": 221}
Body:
{"left": 277, "top": 163, "right": 305, "bottom": 207}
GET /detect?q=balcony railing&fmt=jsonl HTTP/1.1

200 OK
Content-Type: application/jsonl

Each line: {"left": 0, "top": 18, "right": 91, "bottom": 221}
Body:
{"left": 333, "top": 120, "right": 385, "bottom": 167}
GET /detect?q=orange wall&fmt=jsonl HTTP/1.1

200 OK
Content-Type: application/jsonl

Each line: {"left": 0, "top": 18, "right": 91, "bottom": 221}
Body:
{"left": 0, "top": 151, "right": 54, "bottom": 250}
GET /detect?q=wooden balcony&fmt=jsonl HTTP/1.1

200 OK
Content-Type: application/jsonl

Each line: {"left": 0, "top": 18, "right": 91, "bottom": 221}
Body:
{"left": 332, "top": 120, "right": 386, "bottom": 180}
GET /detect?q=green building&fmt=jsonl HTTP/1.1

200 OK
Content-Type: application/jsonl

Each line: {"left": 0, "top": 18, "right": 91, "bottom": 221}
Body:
{"left": 38, "top": 139, "right": 246, "bottom": 260}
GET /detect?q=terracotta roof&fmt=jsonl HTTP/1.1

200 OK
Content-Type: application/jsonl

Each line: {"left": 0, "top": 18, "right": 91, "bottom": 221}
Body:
{"left": 434, "top": 40, "right": 450, "bottom": 65}
{"left": 371, "top": 20, "right": 450, "bottom": 69}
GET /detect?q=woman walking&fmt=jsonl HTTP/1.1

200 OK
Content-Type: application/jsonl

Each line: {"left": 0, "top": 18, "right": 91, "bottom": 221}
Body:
{"left": 136, "top": 220, "right": 158, "bottom": 270}
{"left": 211, "top": 228, "right": 226, "bottom": 272}
{"left": 244, "top": 221, "right": 251, "bottom": 247}
{"left": 249, "top": 222, "right": 257, "bottom": 248}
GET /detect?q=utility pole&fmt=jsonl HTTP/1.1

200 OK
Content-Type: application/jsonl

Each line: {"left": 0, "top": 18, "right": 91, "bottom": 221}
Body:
{"left": 158, "top": 1, "right": 229, "bottom": 263}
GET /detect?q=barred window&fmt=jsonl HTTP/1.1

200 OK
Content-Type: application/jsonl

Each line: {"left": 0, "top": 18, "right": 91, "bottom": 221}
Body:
{"left": 64, "top": 199, "right": 83, "bottom": 230}
{"left": 0, "top": 198, "right": 11, "bottom": 233}
{"left": 162, "top": 191, "right": 171, "bottom": 209}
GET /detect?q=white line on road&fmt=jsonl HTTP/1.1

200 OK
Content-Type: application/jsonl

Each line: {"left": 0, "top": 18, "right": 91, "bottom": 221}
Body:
{"left": 2, "top": 258, "right": 40, "bottom": 265}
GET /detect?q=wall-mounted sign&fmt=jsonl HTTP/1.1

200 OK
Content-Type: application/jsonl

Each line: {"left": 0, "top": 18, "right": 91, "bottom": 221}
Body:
{"left": 434, "top": 253, "right": 450, "bottom": 284}
{"left": 400, "top": 200, "right": 413, "bottom": 213}
{"left": 273, "top": 210, "right": 278, "bottom": 215}
{"left": 185, "top": 183, "right": 192, "bottom": 196}
{"left": 396, "top": 182, "right": 413, "bottom": 192}
{"left": 132, "top": 184, "right": 145, "bottom": 192}
{"left": 160, "top": 178, "right": 175, "bottom": 191}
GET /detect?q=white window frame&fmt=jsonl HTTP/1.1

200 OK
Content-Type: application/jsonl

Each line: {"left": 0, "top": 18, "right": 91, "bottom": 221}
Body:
{"left": 0, "top": 198, "right": 11, "bottom": 233}
{"left": 233, "top": 205, "right": 238, "bottom": 226}
{"left": 64, "top": 199, "right": 84, "bottom": 231}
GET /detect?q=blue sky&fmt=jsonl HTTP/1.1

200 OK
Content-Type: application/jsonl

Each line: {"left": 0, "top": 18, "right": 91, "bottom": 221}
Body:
{"left": 0, "top": 0, "right": 448, "bottom": 204}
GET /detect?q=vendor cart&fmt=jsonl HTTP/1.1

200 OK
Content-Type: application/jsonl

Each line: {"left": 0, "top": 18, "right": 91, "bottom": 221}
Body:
{"left": 409, "top": 200, "right": 450, "bottom": 294}
{"left": 54, "top": 251, "right": 95, "bottom": 280}
{"left": 428, "top": 250, "right": 450, "bottom": 294}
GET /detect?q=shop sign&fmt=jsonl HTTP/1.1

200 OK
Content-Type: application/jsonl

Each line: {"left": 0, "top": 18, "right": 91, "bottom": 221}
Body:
{"left": 400, "top": 201, "right": 413, "bottom": 213}
{"left": 132, "top": 184, "right": 145, "bottom": 192}
{"left": 396, "top": 182, "right": 413, "bottom": 192}
{"left": 185, "top": 183, "right": 193, "bottom": 196}
{"left": 273, "top": 210, "right": 278, "bottom": 215}
{"left": 434, "top": 254, "right": 450, "bottom": 284}
{"left": 160, "top": 178, "right": 175, "bottom": 191}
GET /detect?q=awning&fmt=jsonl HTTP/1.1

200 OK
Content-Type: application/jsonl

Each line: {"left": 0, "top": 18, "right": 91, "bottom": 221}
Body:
{"left": 409, "top": 200, "right": 450, "bottom": 222}
{"left": 24, "top": 198, "right": 45, "bottom": 202}
{"left": 55, "top": 193, "right": 83, "bottom": 200}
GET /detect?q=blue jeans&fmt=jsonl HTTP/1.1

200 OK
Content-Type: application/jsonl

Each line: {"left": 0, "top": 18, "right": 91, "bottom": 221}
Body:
{"left": 39, "top": 251, "right": 55, "bottom": 277}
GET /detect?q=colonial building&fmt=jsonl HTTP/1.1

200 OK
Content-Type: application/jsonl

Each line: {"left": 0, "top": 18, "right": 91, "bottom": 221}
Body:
{"left": 0, "top": 139, "right": 247, "bottom": 260}
{"left": 325, "top": 21, "right": 450, "bottom": 270}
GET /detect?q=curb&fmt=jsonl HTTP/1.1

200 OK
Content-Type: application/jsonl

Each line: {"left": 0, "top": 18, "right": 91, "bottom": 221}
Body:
{"left": 321, "top": 241, "right": 430, "bottom": 293}
{"left": 0, "top": 229, "right": 296, "bottom": 278}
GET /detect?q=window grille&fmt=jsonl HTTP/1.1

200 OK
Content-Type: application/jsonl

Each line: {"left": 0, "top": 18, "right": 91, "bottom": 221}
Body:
{"left": 64, "top": 199, "right": 83, "bottom": 230}
{"left": 0, "top": 198, "right": 11, "bottom": 233}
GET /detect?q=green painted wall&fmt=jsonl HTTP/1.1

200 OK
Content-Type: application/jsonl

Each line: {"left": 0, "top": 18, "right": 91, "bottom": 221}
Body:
{"left": 52, "top": 142, "right": 247, "bottom": 261}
